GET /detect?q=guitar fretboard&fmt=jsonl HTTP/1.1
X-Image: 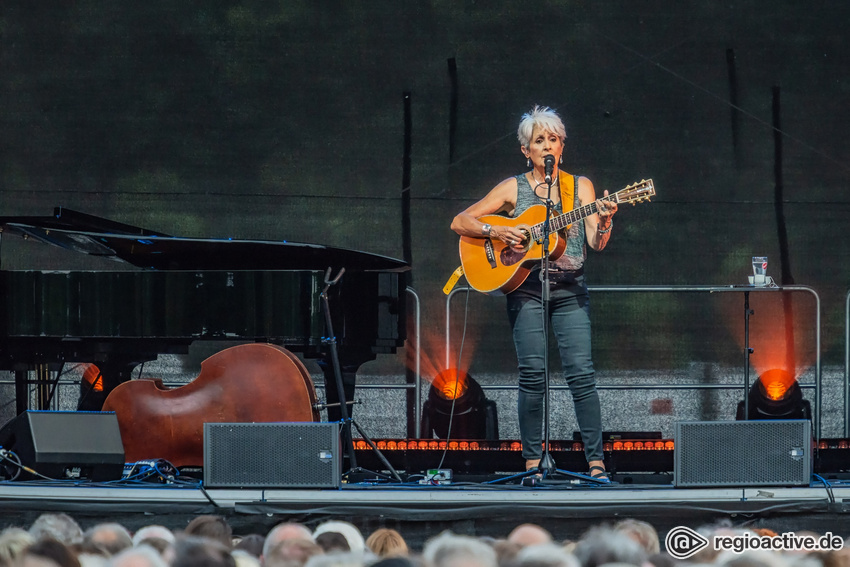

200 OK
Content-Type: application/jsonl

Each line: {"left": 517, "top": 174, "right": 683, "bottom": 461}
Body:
{"left": 529, "top": 195, "right": 617, "bottom": 240}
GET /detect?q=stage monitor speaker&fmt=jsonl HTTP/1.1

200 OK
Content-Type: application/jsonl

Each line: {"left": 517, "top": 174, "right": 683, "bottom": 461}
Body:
{"left": 204, "top": 422, "right": 340, "bottom": 488}
{"left": 0, "top": 411, "right": 125, "bottom": 481}
{"left": 674, "top": 420, "right": 811, "bottom": 487}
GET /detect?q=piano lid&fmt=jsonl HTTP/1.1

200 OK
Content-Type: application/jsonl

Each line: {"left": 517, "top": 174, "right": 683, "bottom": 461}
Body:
{"left": 0, "top": 208, "right": 410, "bottom": 272}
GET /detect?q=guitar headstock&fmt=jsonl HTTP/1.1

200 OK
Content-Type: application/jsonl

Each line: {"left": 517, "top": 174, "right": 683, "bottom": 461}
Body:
{"left": 614, "top": 179, "right": 655, "bottom": 205}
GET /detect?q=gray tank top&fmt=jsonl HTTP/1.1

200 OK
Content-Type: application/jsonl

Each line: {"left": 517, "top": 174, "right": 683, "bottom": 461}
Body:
{"left": 514, "top": 173, "right": 586, "bottom": 271}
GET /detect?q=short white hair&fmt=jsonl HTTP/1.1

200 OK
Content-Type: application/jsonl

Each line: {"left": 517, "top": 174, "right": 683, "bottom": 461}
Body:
{"left": 29, "top": 512, "right": 83, "bottom": 545}
{"left": 313, "top": 521, "right": 365, "bottom": 553}
{"left": 423, "top": 531, "right": 497, "bottom": 567}
{"left": 516, "top": 543, "right": 580, "bottom": 567}
{"left": 109, "top": 545, "right": 168, "bottom": 567}
{"left": 517, "top": 106, "right": 567, "bottom": 148}
{"left": 132, "top": 525, "right": 175, "bottom": 546}
{"left": 263, "top": 522, "right": 315, "bottom": 559}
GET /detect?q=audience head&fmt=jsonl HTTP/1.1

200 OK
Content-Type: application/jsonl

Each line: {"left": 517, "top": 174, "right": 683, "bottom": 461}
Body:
{"left": 235, "top": 534, "right": 266, "bottom": 558}
{"left": 132, "top": 526, "right": 175, "bottom": 547}
{"left": 312, "top": 523, "right": 364, "bottom": 554}
{"left": 171, "top": 536, "right": 236, "bottom": 567}
{"left": 29, "top": 513, "right": 84, "bottom": 546}
{"left": 134, "top": 539, "right": 175, "bottom": 564}
{"left": 20, "top": 537, "right": 81, "bottom": 567}
{"left": 108, "top": 545, "right": 168, "bottom": 567}
{"left": 646, "top": 552, "right": 678, "bottom": 567}
{"left": 263, "top": 523, "right": 315, "bottom": 560}
{"left": 514, "top": 544, "right": 579, "bottom": 567}
{"left": 572, "top": 527, "right": 647, "bottom": 567}
{"left": 716, "top": 549, "right": 791, "bottom": 567}
{"left": 0, "top": 527, "right": 35, "bottom": 565}
{"left": 370, "top": 558, "right": 417, "bottom": 567}
{"left": 507, "top": 524, "right": 553, "bottom": 548}
{"left": 232, "top": 549, "right": 262, "bottom": 567}
{"left": 263, "top": 538, "right": 324, "bottom": 567}
{"left": 688, "top": 523, "right": 740, "bottom": 564}
{"left": 302, "top": 552, "right": 367, "bottom": 567}
{"left": 613, "top": 519, "right": 660, "bottom": 555}
{"left": 423, "top": 531, "right": 498, "bottom": 567}
{"left": 83, "top": 523, "right": 133, "bottom": 557}
{"left": 315, "top": 532, "right": 350, "bottom": 554}
{"left": 491, "top": 539, "right": 523, "bottom": 567}
{"left": 365, "top": 528, "right": 408, "bottom": 558}
{"left": 183, "top": 515, "right": 233, "bottom": 549}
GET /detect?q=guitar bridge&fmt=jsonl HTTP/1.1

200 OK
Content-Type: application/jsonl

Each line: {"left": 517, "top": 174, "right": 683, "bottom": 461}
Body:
{"left": 484, "top": 238, "right": 497, "bottom": 269}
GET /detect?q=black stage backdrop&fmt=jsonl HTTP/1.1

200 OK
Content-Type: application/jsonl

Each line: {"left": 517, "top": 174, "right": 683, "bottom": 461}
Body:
{"left": 1, "top": 0, "right": 849, "bottom": 379}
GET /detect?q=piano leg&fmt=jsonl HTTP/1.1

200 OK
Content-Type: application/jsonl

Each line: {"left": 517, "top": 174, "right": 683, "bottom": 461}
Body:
{"left": 14, "top": 370, "right": 27, "bottom": 415}
{"left": 12, "top": 364, "right": 62, "bottom": 413}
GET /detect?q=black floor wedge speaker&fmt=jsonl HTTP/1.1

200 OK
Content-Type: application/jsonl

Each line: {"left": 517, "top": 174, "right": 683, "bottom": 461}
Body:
{"left": 0, "top": 411, "right": 125, "bottom": 481}
{"left": 204, "top": 422, "right": 340, "bottom": 488}
{"left": 674, "top": 420, "right": 812, "bottom": 487}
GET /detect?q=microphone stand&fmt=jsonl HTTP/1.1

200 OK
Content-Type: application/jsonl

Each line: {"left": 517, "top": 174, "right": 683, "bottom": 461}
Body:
{"left": 320, "top": 268, "right": 402, "bottom": 483}
{"left": 536, "top": 170, "right": 558, "bottom": 478}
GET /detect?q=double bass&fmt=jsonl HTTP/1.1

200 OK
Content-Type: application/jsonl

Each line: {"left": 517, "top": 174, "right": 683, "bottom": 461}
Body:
{"left": 103, "top": 343, "right": 319, "bottom": 467}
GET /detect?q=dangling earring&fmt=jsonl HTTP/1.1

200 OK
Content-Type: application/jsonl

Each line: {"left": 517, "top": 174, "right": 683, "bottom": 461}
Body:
{"left": 527, "top": 158, "right": 532, "bottom": 168}
{"left": 559, "top": 155, "right": 563, "bottom": 164}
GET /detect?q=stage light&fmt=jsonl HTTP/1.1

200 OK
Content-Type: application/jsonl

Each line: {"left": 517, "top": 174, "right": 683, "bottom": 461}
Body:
{"left": 736, "top": 368, "right": 811, "bottom": 420}
{"left": 82, "top": 364, "right": 104, "bottom": 392}
{"left": 420, "top": 368, "right": 499, "bottom": 440}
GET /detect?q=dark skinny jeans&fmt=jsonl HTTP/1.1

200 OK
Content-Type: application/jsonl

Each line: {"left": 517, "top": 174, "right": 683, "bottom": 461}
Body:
{"left": 506, "top": 275, "right": 603, "bottom": 464}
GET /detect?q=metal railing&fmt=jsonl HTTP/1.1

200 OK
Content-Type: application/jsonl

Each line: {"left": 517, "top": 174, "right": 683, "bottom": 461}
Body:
{"left": 447, "top": 284, "right": 823, "bottom": 438}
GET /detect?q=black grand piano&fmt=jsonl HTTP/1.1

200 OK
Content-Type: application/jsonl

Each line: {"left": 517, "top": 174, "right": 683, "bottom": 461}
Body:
{"left": 0, "top": 208, "right": 409, "bottom": 418}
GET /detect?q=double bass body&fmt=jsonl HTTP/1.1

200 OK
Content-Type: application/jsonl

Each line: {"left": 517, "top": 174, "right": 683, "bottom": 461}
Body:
{"left": 102, "top": 343, "right": 319, "bottom": 467}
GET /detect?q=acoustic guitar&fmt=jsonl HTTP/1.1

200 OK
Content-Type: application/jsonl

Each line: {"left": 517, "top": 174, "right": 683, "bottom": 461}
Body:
{"left": 458, "top": 179, "right": 655, "bottom": 295}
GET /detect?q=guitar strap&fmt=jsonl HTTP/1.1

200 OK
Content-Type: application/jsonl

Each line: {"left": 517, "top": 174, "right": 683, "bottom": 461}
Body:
{"left": 559, "top": 172, "right": 576, "bottom": 215}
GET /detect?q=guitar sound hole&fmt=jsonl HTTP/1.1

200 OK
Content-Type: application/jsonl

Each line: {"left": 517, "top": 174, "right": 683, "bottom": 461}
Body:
{"left": 500, "top": 246, "right": 526, "bottom": 267}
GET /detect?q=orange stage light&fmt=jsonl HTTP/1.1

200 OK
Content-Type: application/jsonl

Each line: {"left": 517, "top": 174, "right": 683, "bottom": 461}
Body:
{"left": 432, "top": 368, "right": 468, "bottom": 400}
{"left": 82, "top": 364, "right": 104, "bottom": 392}
{"left": 758, "top": 368, "right": 797, "bottom": 401}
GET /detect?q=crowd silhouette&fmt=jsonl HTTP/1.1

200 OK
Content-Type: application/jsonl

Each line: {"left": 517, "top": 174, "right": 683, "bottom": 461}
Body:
{"left": 0, "top": 512, "right": 846, "bottom": 567}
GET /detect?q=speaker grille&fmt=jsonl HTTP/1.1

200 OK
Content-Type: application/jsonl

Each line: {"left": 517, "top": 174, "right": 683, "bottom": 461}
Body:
{"left": 674, "top": 420, "right": 811, "bottom": 487}
{"left": 204, "top": 422, "right": 340, "bottom": 488}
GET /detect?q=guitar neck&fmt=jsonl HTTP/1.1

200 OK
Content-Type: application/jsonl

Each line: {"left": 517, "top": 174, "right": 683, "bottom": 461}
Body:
{"left": 530, "top": 195, "right": 616, "bottom": 239}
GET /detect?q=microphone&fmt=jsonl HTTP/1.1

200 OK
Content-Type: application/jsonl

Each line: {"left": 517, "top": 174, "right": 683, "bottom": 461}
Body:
{"left": 544, "top": 154, "right": 555, "bottom": 184}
